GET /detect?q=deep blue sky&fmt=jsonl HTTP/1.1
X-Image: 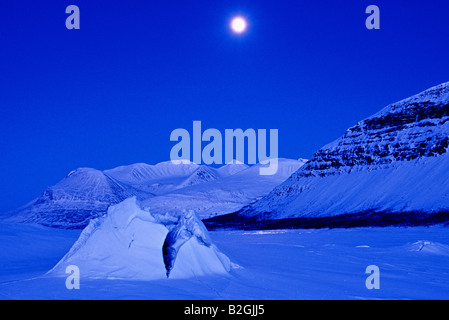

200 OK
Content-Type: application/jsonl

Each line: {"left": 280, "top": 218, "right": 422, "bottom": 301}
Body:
{"left": 1, "top": 0, "right": 449, "bottom": 213}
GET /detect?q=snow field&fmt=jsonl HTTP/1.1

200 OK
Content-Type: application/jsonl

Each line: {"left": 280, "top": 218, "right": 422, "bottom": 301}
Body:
{"left": 1, "top": 223, "right": 448, "bottom": 299}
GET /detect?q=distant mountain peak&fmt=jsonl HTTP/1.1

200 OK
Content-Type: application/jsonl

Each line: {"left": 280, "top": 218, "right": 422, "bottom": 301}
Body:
{"left": 177, "top": 166, "right": 221, "bottom": 189}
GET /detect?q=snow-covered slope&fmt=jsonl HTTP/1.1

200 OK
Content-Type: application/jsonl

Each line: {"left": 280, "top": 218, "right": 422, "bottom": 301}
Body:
{"left": 176, "top": 165, "right": 221, "bottom": 189}
{"left": 216, "top": 160, "right": 249, "bottom": 177}
{"left": 48, "top": 197, "right": 232, "bottom": 280}
{"left": 239, "top": 82, "right": 449, "bottom": 223}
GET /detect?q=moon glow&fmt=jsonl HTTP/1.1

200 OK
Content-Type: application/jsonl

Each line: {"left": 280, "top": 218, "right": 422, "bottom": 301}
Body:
{"left": 231, "top": 17, "right": 247, "bottom": 33}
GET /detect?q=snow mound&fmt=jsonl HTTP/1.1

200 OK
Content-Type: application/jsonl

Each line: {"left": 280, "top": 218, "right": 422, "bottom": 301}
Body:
{"left": 406, "top": 240, "right": 449, "bottom": 256}
{"left": 48, "top": 197, "right": 231, "bottom": 280}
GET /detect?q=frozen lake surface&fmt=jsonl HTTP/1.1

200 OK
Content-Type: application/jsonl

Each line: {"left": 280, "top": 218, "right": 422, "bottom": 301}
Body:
{"left": 0, "top": 222, "right": 448, "bottom": 299}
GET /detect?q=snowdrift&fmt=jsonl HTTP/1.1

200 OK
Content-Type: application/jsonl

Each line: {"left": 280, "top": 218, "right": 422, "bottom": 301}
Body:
{"left": 48, "top": 197, "right": 231, "bottom": 280}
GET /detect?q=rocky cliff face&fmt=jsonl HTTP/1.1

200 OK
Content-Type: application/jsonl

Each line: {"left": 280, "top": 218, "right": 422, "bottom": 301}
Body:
{"left": 303, "top": 83, "right": 449, "bottom": 176}
{"left": 237, "top": 82, "right": 449, "bottom": 223}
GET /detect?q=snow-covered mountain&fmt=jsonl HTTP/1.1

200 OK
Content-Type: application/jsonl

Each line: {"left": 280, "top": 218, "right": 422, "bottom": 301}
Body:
{"left": 7, "top": 159, "right": 306, "bottom": 228}
{"left": 7, "top": 161, "right": 199, "bottom": 229}
{"left": 230, "top": 82, "right": 449, "bottom": 227}
{"left": 140, "top": 158, "right": 306, "bottom": 219}
{"left": 104, "top": 161, "right": 200, "bottom": 195}
{"left": 6, "top": 168, "right": 136, "bottom": 229}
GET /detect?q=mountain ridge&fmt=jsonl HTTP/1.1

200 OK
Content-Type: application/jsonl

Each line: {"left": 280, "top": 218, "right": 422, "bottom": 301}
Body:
{"left": 6, "top": 158, "right": 306, "bottom": 228}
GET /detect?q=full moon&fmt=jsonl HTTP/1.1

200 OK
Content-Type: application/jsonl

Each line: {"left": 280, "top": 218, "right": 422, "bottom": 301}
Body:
{"left": 231, "top": 17, "right": 247, "bottom": 33}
